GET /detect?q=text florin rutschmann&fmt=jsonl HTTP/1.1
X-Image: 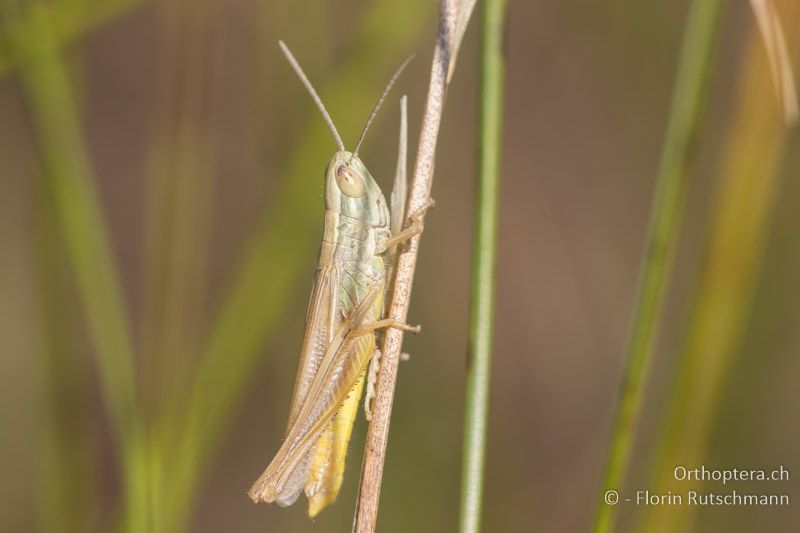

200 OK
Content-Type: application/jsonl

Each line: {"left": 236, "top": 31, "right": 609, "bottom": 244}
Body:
{"left": 636, "top": 489, "right": 789, "bottom": 507}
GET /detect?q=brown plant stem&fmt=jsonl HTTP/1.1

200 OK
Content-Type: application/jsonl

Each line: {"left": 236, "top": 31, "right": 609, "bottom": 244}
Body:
{"left": 352, "top": 1, "right": 475, "bottom": 531}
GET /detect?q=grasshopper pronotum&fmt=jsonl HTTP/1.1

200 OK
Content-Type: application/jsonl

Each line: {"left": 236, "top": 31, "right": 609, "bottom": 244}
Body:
{"left": 248, "top": 42, "right": 429, "bottom": 517}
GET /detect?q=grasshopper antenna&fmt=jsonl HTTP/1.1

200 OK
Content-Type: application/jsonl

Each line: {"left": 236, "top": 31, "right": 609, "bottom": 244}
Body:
{"left": 351, "top": 54, "right": 414, "bottom": 160}
{"left": 278, "top": 40, "right": 346, "bottom": 151}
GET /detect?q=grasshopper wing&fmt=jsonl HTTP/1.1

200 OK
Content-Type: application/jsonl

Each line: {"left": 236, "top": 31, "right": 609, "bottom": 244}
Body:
{"left": 249, "top": 271, "right": 382, "bottom": 507}
{"left": 305, "top": 288, "right": 383, "bottom": 515}
{"left": 249, "top": 262, "right": 339, "bottom": 506}
{"left": 286, "top": 263, "right": 339, "bottom": 430}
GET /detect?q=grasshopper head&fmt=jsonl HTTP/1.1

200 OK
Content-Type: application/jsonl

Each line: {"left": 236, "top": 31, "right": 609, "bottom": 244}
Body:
{"left": 325, "top": 151, "right": 389, "bottom": 229}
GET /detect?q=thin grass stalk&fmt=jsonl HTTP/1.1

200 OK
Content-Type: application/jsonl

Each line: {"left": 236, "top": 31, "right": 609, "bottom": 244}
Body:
{"left": 29, "top": 10, "right": 96, "bottom": 529}
{"left": 34, "top": 187, "right": 95, "bottom": 532}
{"left": 641, "top": 3, "right": 799, "bottom": 531}
{"left": 156, "top": 3, "right": 436, "bottom": 530}
{"left": 459, "top": 0, "right": 506, "bottom": 532}
{"left": 353, "top": 1, "right": 476, "bottom": 531}
{"left": 591, "top": 2, "right": 724, "bottom": 532}
{"left": 749, "top": 0, "right": 799, "bottom": 124}
{"left": 0, "top": 3, "right": 147, "bottom": 531}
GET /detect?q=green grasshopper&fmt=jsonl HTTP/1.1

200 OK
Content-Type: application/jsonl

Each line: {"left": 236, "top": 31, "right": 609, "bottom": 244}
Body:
{"left": 248, "top": 41, "right": 430, "bottom": 517}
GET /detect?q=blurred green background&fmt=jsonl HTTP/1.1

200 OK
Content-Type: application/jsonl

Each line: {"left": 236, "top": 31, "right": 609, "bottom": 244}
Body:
{"left": 1, "top": 0, "right": 798, "bottom": 532}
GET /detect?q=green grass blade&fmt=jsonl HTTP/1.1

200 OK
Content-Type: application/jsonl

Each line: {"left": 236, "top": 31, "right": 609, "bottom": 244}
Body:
{"left": 459, "top": 1, "right": 506, "bottom": 532}
{"left": 34, "top": 189, "right": 96, "bottom": 532}
{"left": 640, "top": 5, "right": 799, "bottom": 530}
{"left": 1, "top": 0, "right": 138, "bottom": 460}
{"left": 592, "top": 2, "right": 724, "bottom": 532}
{"left": 0, "top": 4, "right": 147, "bottom": 531}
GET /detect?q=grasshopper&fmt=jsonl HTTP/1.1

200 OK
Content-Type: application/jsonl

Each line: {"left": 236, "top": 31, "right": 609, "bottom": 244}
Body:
{"left": 248, "top": 42, "right": 430, "bottom": 517}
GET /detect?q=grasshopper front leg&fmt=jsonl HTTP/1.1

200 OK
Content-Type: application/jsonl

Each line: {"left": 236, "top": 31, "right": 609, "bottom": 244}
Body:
{"left": 380, "top": 198, "right": 436, "bottom": 252}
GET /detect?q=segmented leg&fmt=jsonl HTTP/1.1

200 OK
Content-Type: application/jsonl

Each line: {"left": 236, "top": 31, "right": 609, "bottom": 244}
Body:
{"left": 380, "top": 198, "right": 436, "bottom": 252}
{"left": 348, "top": 318, "right": 421, "bottom": 337}
{"left": 364, "top": 348, "right": 382, "bottom": 421}
{"left": 306, "top": 370, "right": 367, "bottom": 517}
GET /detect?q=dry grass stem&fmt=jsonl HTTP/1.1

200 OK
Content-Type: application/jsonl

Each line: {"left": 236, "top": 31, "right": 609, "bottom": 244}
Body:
{"left": 749, "top": 0, "right": 799, "bottom": 124}
{"left": 352, "top": 1, "right": 476, "bottom": 531}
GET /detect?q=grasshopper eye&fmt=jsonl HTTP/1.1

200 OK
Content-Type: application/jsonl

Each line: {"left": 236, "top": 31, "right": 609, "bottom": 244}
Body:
{"left": 335, "top": 164, "right": 366, "bottom": 197}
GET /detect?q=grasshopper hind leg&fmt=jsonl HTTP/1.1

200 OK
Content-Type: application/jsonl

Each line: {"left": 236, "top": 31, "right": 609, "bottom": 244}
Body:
{"left": 305, "top": 370, "right": 367, "bottom": 517}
